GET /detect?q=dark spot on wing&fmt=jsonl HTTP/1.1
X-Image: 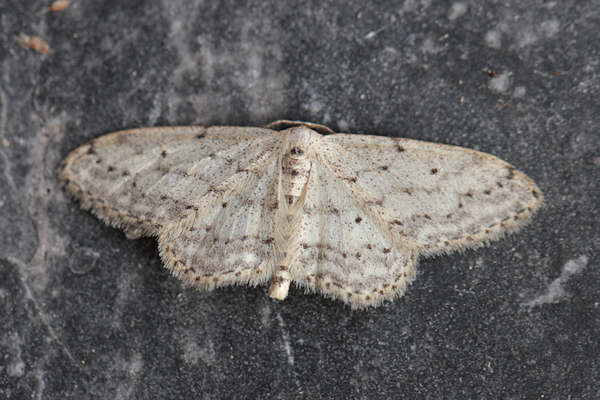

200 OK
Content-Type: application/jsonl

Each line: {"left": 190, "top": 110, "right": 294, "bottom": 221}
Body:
{"left": 208, "top": 186, "right": 225, "bottom": 194}
{"left": 290, "top": 147, "right": 304, "bottom": 155}
{"left": 161, "top": 150, "right": 167, "bottom": 158}
{"left": 222, "top": 202, "right": 228, "bottom": 208}
{"left": 506, "top": 166, "right": 516, "bottom": 180}
{"left": 107, "top": 165, "right": 114, "bottom": 172}
{"left": 431, "top": 168, "right": 438, "bottom": 175}
{"left": 397, "top": 145, "right": 405, "bottom": 152}
{"left": 355, "top": 216, "right": 362, "bottom": 223}
{"left": 366, "top": 199, "right": 384, "bottom": 207}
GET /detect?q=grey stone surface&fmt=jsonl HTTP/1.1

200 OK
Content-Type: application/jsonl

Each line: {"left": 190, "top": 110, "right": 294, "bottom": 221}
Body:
{"left": 1, "top": 0, "right": 598, "bottom": 398}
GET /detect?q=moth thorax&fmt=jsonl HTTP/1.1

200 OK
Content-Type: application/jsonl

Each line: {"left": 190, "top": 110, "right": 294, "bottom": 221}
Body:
{"left": 281, "top": 127, "right": 313, "bottom": 203}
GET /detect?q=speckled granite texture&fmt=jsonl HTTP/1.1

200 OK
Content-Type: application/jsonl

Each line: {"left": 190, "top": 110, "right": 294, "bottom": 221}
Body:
{"left": 1, "top": 1, "right": 598, "bottom": 398}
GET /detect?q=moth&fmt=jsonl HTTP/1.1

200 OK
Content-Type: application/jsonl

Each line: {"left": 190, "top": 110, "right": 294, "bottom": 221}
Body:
{"left": 59, "top": 120, "right": 543, "bottom": 308}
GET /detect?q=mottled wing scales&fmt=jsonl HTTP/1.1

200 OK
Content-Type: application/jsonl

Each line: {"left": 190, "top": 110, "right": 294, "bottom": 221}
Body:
{"left": 59, "top": 126, "right": 279, "bottom": 238}
{"left": 293, "top": 161, "right": 417, "bottom": 308}
{"left": 319, "top": 134, "right": 543, "bottom": 256}
{"left": 60, "top": 122, "right": 544, "bottom": 308}
{"left": 157, "top": 155, "right": 281, "bottom": 290}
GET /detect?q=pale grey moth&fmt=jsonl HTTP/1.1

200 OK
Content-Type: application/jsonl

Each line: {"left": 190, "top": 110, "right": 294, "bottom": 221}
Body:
{"left": 59, "top": 120, "right": 543, "bottom": 308}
